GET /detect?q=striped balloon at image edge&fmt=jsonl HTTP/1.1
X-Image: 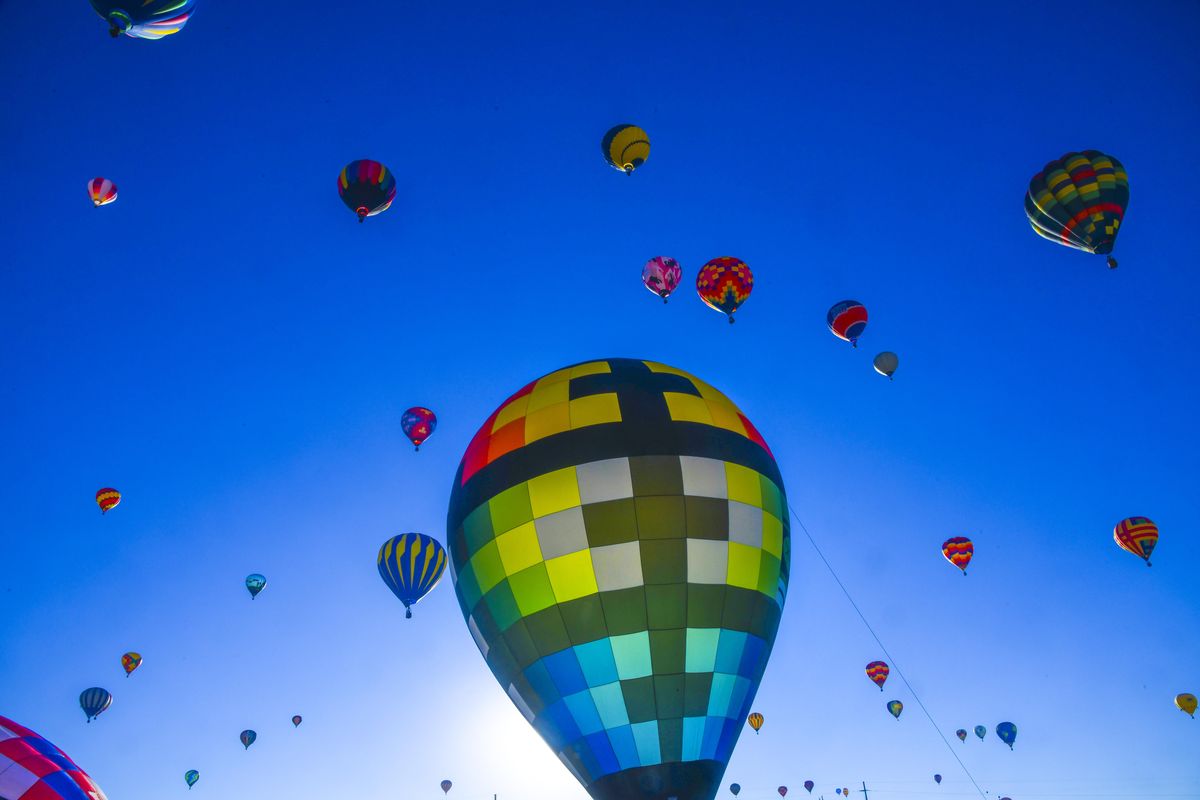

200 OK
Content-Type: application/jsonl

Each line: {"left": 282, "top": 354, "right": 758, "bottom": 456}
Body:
{"left": 1113, "top": 516, "right": 1158, "bottom": 566}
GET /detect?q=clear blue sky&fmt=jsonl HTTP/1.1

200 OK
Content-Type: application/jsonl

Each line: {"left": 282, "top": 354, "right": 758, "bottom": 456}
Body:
{"left": 1, "top": 1, "right": 1197, "bottom": 799}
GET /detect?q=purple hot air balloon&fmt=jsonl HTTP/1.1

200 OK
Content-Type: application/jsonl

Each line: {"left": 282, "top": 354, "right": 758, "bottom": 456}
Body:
{"left": 804, "top": 781, "right": 815, "bottom": 793}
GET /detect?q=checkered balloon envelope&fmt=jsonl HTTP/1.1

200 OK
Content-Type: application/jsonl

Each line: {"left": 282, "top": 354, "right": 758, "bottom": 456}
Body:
{"left": 447, "top": 358, "right": 790, "bottom": 800}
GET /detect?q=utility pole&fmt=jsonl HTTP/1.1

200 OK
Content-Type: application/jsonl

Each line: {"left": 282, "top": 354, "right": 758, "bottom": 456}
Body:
{"left": 858, "top": 781, "right": 869, "bottom": 800}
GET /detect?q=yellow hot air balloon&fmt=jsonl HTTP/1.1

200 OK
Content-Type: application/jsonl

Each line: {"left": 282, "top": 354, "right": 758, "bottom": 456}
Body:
{"left": 601, "top": 124, "right": 650, "bottom": 174}
{"left": 748, "top": 711, "right": 764, "bottom": 733}
{"left": 1176, "top": 693, "right": 1197, "bottom": 718}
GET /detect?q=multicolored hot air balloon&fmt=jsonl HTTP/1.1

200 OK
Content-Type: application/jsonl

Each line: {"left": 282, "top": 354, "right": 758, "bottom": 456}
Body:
{"left": 942, "top": 537, "right": 973, "bottom": 574}
{"left": 865, "top": 661, "right": 889, "bottom": 690}
{"left": 996, "top": 722, "right": 1017, "bottom": 749}
{"left": 448, "top": 358, "right": 790, "bottom": 800}
{"left": 79, "top": 688, "right": 112, "bottom": 722}
{"left": 730, "top": 784, "right": 741, "bottom": 797}
{"left": 697, "top": 257, "right": 753, "bottom": 323}
{"left": 185, "top": 770, "right": 199, "bottom": 789}
{"left": 934, "top": 774, "right": 942, "bottom": 784}
{"left": 1175, "top": 693, "right": 1197, "bottom": 718}
{"left": 601, "top": 125, "right": 650, "bottom": 174}
{"left": 974, "top": 725, "right": 986, "bottom": 741}
{"left": 873, "top": 352, "right": 898, "bottom": 380}
{"left": 337, "top": 159, "right": 396, "bottom": 222}
{"left": 1113, "top": 517, "right": 1158, "bottom": 566}
{"left": 96, "top": 488, "right": 121, "bottom": 514}
{"left": 778, "top": 787, "right": 788, "bottom": 797}
{"left": 1025, "top": 150, "right": 1128, "bottom": 269}
{"left": 292, "top": 715, "right": 302, "bottom": 727}
{"left": 748, "top": 712, "right": 764, "bottom": 733}
{"left": 401, "top": 407, "right": 438, "bottom": 451}
{"left": 89, "top": 0, "right": 196, "bottom": 39}
{"left": 240, "top": 730, "right": 256, "bottom": 750}
{"left": 121, "top": 652, "right": 142, "bottom": 677}
{"left": 87, "top": 177, "right": 117, "bottom": 207}
{"left": 441, "top": 780, "right": 453, "bottom": 794}
{"left": 804, "top": 780, "right": 814, "bottom": 793}
{"left": 378, "top": 533, "right": 447, "bottom": 618}
{"left": 887, "top": 700, "right": 903, "bottom": 719}
{"left": 956, "top": 729, "right": 967, "bottom": 742}
{"left": 643, "top": 256, "right": 682, "bottom": 302}
{"left": 0, "top": 715, "right": 110, "bottom": 800}
{"left": 245, "top": 573, "right": 266, "bottom": 598}
{"left": 826, "top": 301, "right": 867, "bottom": 347}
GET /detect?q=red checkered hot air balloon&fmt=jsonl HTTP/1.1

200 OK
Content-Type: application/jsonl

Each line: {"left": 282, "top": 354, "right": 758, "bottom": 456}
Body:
{"left": 0, "top": 715, "right": 110, "bottom": 800}
{"left": 96, "top": 488, "right": 121, "bottom": 514}
{"left": 942, "top": 536, "right": 973, "bottom": 574}
{"left": 1113, "top": 516, "right": 1158, "bottom": 566}
{"left": 697, "top": 257, "right": 753, "bottom": 323}
{"left": 87, "top": 177, "right": 117, "bottom": 207}
{"left": 865, "top": 660, "right": 889, "bottom": 690}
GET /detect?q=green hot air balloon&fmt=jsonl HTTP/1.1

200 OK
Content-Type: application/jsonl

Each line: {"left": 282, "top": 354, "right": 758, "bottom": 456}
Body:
{"left": 185, "top": 770, "right": 199, "bottom": 789}
{"left": 448, "top": 359, "right": 790, "bottom": 800}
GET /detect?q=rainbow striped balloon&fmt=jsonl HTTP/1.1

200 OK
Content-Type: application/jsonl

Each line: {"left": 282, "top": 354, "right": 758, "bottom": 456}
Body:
{"left": 942, "top": 536, "right": 973, "bottom": 574}
{"left": 96, "top": 488, "right": 121, "bottom": 514}
{"left": 865, "top": 660, "right": 889, "bottom": 690}
{"left": 1113, "top": 516, "right": 1158, "bottom": 566}
{"left": 88, "top": 177, "right": 117, "bottom": 207}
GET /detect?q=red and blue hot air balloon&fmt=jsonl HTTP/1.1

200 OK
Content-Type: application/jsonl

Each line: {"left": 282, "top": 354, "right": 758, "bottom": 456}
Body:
{"left": 0, "top": 715, "right": 110, "bottom": 800}
{"left": 337, "top": 159, "right": 397, "bottom": 222}
{"left": 826, "top": 300, "right": 868, "bottom": 346}
{"left": 401, "top": 407, "right": 437, "bottom": 451}
{"left": 89, "top": 0, "right": 196, "bottom": 39}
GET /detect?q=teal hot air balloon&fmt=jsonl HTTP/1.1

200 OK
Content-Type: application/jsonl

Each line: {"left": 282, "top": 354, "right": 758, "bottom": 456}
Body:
{"left": 974, "top": 725, "right": 986, "bottom": 741}
{"left": 996, "top": 721, "right": 1017, "bottom": 750}
{"left": 887, "top": 700, "right": 903, "bottom": 719}
{"left": 79, "top": 687, "right": 112, "bottom": 722}
{"left": 185, "top": 770, "right": 199, "bottom": 789}
{"left": 378, "top": 533, "right": 447, "bottom": 618}
{"left": 730, "top": 784, "right": 741, "bottom": 797}
{"left": 448, "top": 359, "right": 791, "bottom": 800}
{"left": 245, "top": 573, "right": 266, "bottom": 598}
{"left": 240, "top": 729, "right": 257, "bottom": 749}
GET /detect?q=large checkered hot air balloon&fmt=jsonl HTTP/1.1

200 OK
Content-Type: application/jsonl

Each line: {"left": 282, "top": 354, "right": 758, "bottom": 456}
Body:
{"left": 697, "top": 258, "right": 753, "bottom": 323}
{"left": 1025, "top": 150, "right": 1128, "bottom": 269}
{"left": 89, "top": 0, "right": 196, "bottom": 39}
{"left": 448, "top": 359, "right": 789, "bottom": 800}
{"left": 0, "top": 715, "right": 110, "bottom": 800}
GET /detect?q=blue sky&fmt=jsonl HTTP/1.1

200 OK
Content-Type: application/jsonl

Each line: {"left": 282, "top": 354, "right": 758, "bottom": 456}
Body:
{"left": 1, "top": 1, "right": 1198, "bottom": 799}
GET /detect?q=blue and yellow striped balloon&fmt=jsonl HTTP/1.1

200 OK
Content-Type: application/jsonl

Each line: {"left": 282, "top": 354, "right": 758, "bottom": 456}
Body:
{"left": 378, "top": 533, "right": 447, "bottom": 618}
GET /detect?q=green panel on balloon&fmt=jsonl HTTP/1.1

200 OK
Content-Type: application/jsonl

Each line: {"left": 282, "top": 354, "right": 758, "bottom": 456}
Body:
{"left": 448, "top": 359, "right": 790, "bottom": 800}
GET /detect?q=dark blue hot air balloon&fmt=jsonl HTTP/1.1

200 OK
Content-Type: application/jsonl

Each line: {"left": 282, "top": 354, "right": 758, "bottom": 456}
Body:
{"left": 240, "top": 729, "right": 257, "bottom": 749}
{"left": 996, "top": 721, "right": 1018, "bottom": 750}
{"left": 377, "top": 533, "right": 446, "bottom": 618}
{"left": 79, "top": 687, "right": 112, "bottom": 722}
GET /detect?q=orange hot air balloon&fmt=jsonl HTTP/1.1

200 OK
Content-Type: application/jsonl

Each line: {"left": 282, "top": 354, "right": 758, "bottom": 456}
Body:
{"left": 1113, "top": 516, "right": 1158, "bottom": 566}
{"left": 865, "top": 660, "right": 889, "bottom": 690}
{"left": 747, "top": 712, "right": 764, "bottom": 733}
{"left": 96, "top": 488, "right": 121, "bottom": 514}
{"left": 87, "top": 177, "right": 117, "bottom": 207}
{"left": 942, "top": 536, "right": 973, "bottom": 574}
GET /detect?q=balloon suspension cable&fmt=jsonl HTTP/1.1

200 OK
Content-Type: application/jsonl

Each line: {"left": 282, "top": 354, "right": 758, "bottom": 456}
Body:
{"left": 786, "top": 503, "right": 989, "bottom": 800}
{"left": 1107, "top": 256, "right": 1118, "bottom": 269}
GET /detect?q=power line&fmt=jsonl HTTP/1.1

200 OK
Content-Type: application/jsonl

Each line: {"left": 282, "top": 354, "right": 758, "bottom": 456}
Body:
{"left": 787, "top": 504, "right": 989, "bottom": 800}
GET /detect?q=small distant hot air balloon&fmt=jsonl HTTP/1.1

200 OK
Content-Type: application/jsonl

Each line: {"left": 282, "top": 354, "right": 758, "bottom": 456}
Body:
{"left": 778, "top": 787, "right": 788, "bottom": 798}
{"left": 337, "top": 159, "right": 396, "bottom": 222}
{"left": 1176, "top": 693, "right": 1197, "bottom": 718}
{"left": 866, "top": 660, "right": 889, "bottom": 690}
{"left": 185, "top": 770, "right": 199, "bottom": 789}
{"left": 96, "top": 488, "right": 121, "bottom": 514}
{"left": 942, "top": 537, "right": 973, "bottom": 574}
{"left": 974, "top": 725, "right": 986, "bottom": 741}
{"left": 87, "top": 177, "right": 117, "bottom": 207}
{"left": 836, "top": 790, "right": 842, "bottom": 796}
{"left": 79, "top": 688, "right": 112, "bottom": 722}
{"left": 0, "top": 715, "right": 110, "bottom": 800}
{"left": 89, "top": 0, "right": 196, "bottom": 39}
{"left": 601, "top": 124, "right": 650, "bottom": 174}
{"left": 245, "top": 573, "right": 266, "bottom": 598}
{"left": 697, "top": 257, "right": 753, "bottom": 323}
{"left": 730, "top": 784, "right": 741, "bottom": 797}
{"left": 240, "top": 730, "right": 256, "bottom": 750}
{"left": 887, "top": 700, "right": 903, "bottom": 719}
{"left": 804, "top": 780, "right": 814, "bottom": 793}
{"left": 441, "top": 780, "right": 453, "bottom": 794}
{"left": 643, "top": 256, "right": 682, "bottom": 302}
{"left": 996, "top": 721, "right": 1017, "bottom": 749}
{"left": 401, "top": 407, "right": 437, "bottom": 451}
{"left": 873, "top": 352, "right": 899, "bottom": 380}
{"left": 292, "top": 715, "right": 302, "bottom": 727}
{"left": 956, "top": 729, "right": 968, "bottom": 742}
{"left": 748, "top": 712, "right": 764, "bottom": 733}
{"left": 827, "top": 300, "right": 868, "bottom": 347}
{"left": 121, "top": 652, "right": 142, "bottom": 677}
{"left": 378, "top": 533, "right": 447, "bottom": 618}
{"left": 1113, "top": 516, "right": 1158, "bottom": 566}
{"left": 934, "top": 774, "right": 942, "bottom": 784}
{"left": 1025, "top": 150, "right": 1128, "bottom": 269}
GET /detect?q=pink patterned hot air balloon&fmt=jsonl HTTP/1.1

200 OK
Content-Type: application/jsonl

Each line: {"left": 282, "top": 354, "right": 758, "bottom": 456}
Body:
{"left": 88, "top": 177, "right": 117, "bottom": 207}
{"left": 642, "top": 256, "right": 683, "bottom": 302}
